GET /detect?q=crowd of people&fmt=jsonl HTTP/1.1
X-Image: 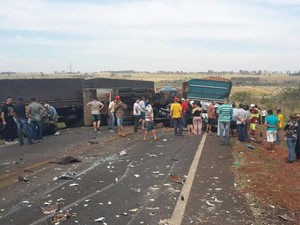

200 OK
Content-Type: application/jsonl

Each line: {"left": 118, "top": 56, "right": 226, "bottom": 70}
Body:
{"left": 2, "top": 94, "right": 299, "bottom": 164}
{"left": 1, "top": 96, "right": 58, "bottom": 145}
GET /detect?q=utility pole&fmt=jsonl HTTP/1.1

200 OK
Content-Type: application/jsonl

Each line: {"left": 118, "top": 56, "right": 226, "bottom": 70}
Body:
{"left": 69, "top": 62, "right": 73, "bottom": 73}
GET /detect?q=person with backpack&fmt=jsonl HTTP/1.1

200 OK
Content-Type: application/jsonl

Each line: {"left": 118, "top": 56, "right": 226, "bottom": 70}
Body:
{"left": 114, "top": 95, "right": 126, "bottom": 137}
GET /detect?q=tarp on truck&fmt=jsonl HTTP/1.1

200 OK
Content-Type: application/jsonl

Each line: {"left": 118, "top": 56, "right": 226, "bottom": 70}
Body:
{"left": 0, "top": 78, "right": 84, "bottom": 108}
{"left": 183, "top": 78, "right": 232, "bottom": 103}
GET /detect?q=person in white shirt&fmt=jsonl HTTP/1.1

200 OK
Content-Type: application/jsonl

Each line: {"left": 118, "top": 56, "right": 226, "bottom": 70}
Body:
{"left": 236, "top": 103, "right": 248, "bottom": 142}
{"left": 108, "top": 99, "right": 115, "bottom": 130}
{"left": 139, "top": 97, "right": 146, "bottom": 129}
{"left": 261, "top": 107, "right": 267, "bottom": 125}
{"left": 133, "top": 98, "right": 141, "bottom": 132}
{"left": 143, "top": 100, "right": 158, "bottom": 141}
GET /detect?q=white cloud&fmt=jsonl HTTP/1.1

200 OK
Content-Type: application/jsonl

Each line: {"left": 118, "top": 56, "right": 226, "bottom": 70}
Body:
{"left": 0, "top": 0, "right": 299, "bottom": 72}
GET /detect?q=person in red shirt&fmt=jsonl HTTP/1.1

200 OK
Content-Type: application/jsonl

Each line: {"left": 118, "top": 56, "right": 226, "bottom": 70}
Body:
{"left": 181, "top": 98, "right": 188, "bottom": 128}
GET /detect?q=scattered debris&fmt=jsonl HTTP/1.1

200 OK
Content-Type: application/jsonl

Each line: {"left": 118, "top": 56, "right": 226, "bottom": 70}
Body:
{"left": 277, "top": 214, "right": 293, "bottom": 222}
{"left": 42, "top": 204, "right": 59, "bottom": 214}
{"left": 49, "top": 156, "right": 81, "bottom": 165}
{"left": 157, "top": 145, "right": 164, "bottom": 148}
{"left": 250, "top": 137, "right": 263, "bottom": 144}
{"left": 50, "top": 211, "right": 71, "bottom": 224}
{"left": 233, "top": 161, "right": 241, "bottom": 167}
{"left": 94, "top": 217, "right": 106, "bottom": 222}
{"left": 169, "top": 174, "right": 185, "bottom": 184}
{"left": 213, "top": 197, "right": 223, "bottom": 203}
{"left": 22, "top": 200, "right": 30, "bottom": 204}
{"left": 205, "top": 201, "right": 215, "bottom": 207}
{"left": 121, "top": 212, "right": 128, "bottom": 216}
{"left": 129, "top": 208, "right": 139, "bottom": 213}
{"left": 172, "top": 158, "right": 178, "bottom": 161}
{"left": 118, "top": 151, "right": 127, "bottom": 156}
{"left": 134, "top": 174, "right": 140, "bottom": 178}
{"left": 108, "top": 201, "right": 112, "bottom": 205}
{"left": 181, "top": 195, "right": 184, "bottom": 201}
{"left": 152, "top": 171, "right": 160, "bottom": 174}
{"left": 69, "top": 183, "right": 79, "bottom": 187}
{"left": 88, "top": 139, "right": 99, "bottom": 145}
{"left": 149, "top": 154, "right": 157, "bottom": 158}
{"left": 162, "top": 139, "right": 168, "bottom": 142}
{"left": 18, "top": 175, "right": 31, "bottom": 182}
{"left": 244, "top": 143, "right": 255, "bottom": 149}
{"left": 24, "top": 169, "right": 34, "bottom": 173}
{"left": 58, "top": 171, "right": 77, "bottom": 180}
{"left": 54, "top": 131, "right": 61, "bottom": 136}
{"left": 163, "top": 183, "right": 172, "bottom": 187}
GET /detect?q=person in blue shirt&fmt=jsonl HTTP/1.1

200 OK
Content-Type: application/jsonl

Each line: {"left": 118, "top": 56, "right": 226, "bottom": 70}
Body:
{"left": 265, "top": 109, "right": 279, "bottom": 152}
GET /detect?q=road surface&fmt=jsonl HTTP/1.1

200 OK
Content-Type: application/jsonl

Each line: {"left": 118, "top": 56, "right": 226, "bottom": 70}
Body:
{"left": 0, "top": 126, "right": 254, "bottom": 225}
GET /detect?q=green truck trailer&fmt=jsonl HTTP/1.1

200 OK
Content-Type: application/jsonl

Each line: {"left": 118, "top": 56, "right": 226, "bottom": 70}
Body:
{"left": 183, "top": 77, "right": 232, "bottom": 103}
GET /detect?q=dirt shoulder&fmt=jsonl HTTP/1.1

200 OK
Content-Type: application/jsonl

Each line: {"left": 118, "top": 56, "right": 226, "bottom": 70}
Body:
{"left": 232, "top": 124, "right": 300, "bottom": 224}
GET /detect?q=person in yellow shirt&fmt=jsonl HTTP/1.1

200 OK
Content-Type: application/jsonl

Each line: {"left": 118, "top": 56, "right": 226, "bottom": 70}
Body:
{"left": 170, "top": 97, "right": 183, "bottom": 136}
{"left": 276, "top": 108, "right": 284, "bottom": 144}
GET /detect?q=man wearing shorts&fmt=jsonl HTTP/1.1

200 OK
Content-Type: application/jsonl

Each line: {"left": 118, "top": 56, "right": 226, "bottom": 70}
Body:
{"left": 206, "top": 100, "right": 216, "bottom": 134}
{"left": 265, "top": 109, "right": 279, "bottom": 152}
{"left": 114, "top": 95, "right": 126, "bottom": 137}
{"left": 139, "top": 97, "right": 146, "bottom": 129}
{"left": 143, "top": 100, "right": 157, "bottom": 141}
{"left": 87, "top": 97, "right": 104, "bottom": 132}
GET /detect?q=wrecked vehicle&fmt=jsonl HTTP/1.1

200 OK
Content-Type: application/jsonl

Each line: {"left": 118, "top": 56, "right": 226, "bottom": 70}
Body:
{"left": 151, "top": 77, "right": 232, "bottom": 129}
{"left": 0, "top": 78, "right": 155, "bottom": 138}
{"left": 183, "top": 77, "right": 232, "bottom": 131}
{"left": 151, "top": 86, "right": 181, "bottom": 126}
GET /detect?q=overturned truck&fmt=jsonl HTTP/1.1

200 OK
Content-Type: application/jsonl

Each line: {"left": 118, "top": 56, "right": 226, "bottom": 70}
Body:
{"left": 0, "top": 78, "right": 154, "bottom": 136}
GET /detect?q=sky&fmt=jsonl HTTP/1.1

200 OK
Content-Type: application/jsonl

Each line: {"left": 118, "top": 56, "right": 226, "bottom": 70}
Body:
{"left": 0, "top": 0, "right": 299, "bottom": 73}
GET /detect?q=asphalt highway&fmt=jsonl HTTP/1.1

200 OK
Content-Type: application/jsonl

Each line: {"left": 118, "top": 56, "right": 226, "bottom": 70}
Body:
{"left": 0, "top": 126, "right": 203, "bottom": 225}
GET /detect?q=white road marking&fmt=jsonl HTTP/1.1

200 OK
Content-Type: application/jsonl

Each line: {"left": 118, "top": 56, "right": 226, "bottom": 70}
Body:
{"left": 168, "top": 133, "right": 207, "bottom": 225}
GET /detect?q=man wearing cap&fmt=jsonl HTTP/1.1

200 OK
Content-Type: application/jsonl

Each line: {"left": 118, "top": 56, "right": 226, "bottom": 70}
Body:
{"left": 12, "top": 97, "right": 32, "bottom": 145}
{"left": 44, "top": 103, "right": 58, "bottom": 122}
{"left": 170, "top": 97, "right": 183, "bottom": 136}
{"left": 87, "top": 97, "right": 104, "bottom": 132}
{"left": 114, "top": 95, "right": 126, "bottom": 137}
{"left": 181, "top": 98, "right": 188, "bottom": 128}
